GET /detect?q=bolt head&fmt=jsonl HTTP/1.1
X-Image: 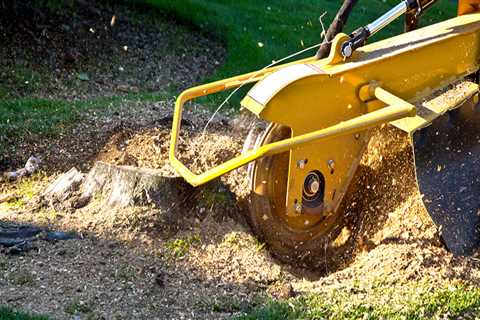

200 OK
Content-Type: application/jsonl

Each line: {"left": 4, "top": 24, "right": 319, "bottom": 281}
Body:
{"left": 327, "top": 159, "right": 335, "bottom": 168}
{"left": 297, "top": 159, "right": 306, "bottom": 169}
{"left": 309, "top": 180, "right": 320, "bottom": 194}
{"left": 294, "top": 201, "right": 302, "bottom": 213}
{"left": 342, "top": 43, "right": 353, "bottom": 58}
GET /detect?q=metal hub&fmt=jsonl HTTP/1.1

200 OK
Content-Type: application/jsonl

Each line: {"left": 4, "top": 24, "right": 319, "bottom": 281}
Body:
{"left": 302, "top": 170, "right": 325, "bottom": 211}
{"left": 307, "top": 178, "right": 320, "bottom": 194}
{"left": 303, "top": 172, "right": 320, "bottom": 197}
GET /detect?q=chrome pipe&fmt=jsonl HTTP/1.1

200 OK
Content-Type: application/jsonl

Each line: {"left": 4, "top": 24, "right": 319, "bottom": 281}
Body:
{"left": 366, "top": 1, "right": 408, "bottom": 36}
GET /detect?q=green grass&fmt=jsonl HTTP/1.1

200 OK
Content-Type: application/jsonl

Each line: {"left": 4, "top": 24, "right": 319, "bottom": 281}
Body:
{"left": 0, "top": 306, "right": 48, "bottom": 320}
{"left": 0, "top": 91, "right": 166, "bottom": 136}
{"left": 235, "top": 283, "right": 480, "bottom": 319}
{"left": 147, "top": 0, "right": 455, "bottom": 84}
{"left": 0, "top": 0, "right": 456, "bottom": 151}
{"left": 164, "top": 234, "right": 201, "bottom": 259}
{"left": 64, "top": 299, "right": 92, "bottom": 315}
{"left": 0, "top": 92, "right": 167, "bottom": 157}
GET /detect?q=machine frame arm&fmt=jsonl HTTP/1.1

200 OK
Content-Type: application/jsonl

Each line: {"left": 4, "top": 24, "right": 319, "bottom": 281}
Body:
{"left": 169, "top": 83, "right": 416, "bottom": 187}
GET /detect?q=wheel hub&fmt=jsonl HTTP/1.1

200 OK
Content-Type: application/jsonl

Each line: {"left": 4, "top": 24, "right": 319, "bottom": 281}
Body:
{"left": 304, "top": 172, "right": 321, "bottom": 196}
{"left": 302, "top": 170, "right": 325, "bottom": 212}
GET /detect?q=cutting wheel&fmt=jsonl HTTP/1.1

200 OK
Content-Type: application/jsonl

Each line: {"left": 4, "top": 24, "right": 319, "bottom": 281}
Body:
{"left": 245, "top": 123, "right": 349, "bottom": 268}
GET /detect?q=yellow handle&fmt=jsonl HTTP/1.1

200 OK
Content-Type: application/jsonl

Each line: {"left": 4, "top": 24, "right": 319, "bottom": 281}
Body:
{"left": 170, "top": 75, "right": 416, "bottom": 187}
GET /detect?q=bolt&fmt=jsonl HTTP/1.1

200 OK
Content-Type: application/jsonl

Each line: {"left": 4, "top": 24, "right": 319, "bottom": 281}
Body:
{"left": 310, "top": 180, "right": 320, "bottom": 194}
{"left": 305, "top": 174, "right": 320, "bottom": 195}
{"left": 474, "top": 92, "right": 479, "bottom": 105}
{"left": 354, "top": 133, "right": 360, "bottom": 140}
{"left": 297, "top": 159, "right": 307, "bottom": 169}
{"left": 294, "top": 201, "right": 302, "bottom": 213}
{"left": 327, "top": 159, "right": 335, "bottom": 174}
{"left": 342, "top": 42, "right": 353, "bottom": 58}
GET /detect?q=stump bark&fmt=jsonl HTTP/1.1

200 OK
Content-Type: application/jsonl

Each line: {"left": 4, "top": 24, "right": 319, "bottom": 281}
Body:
{"left": 40, "top": 162, "right": 240, "bottom": 234}
{"left": 42, "top": 161, "right": 194, "bottom": 210}
{"left": 80, "top": 162, "right": 188, "bottom": 207}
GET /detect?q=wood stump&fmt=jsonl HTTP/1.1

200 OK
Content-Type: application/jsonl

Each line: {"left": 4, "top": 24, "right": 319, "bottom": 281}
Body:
{"left": 42, "top": 162, "right": 194, "bottom": 211}
{"left": 40, "top": 162, "right": 240, "bottom": 232}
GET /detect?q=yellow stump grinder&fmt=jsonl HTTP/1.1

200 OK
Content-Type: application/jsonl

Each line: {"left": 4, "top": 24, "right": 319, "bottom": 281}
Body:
{"left": 170, "top": 0, "right": 480, "bottom": 264}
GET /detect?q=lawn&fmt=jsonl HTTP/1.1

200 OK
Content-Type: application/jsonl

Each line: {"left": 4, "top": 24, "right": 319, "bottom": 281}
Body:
{"left": 148, "top": 0, "right": 456, "bottom": 80}
{"left": 0, "top": 306, "right": 47, "bottom": 320}
{"left": 0, "top": 0, "right": 456, "bottom": 150}
{"left": 236, "top": 283, "right": 480, "bottom": 319}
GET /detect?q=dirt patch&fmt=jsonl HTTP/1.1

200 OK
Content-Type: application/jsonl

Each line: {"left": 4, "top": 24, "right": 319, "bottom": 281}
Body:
{"left": 3, "top": 113, "right": 480, "bottom": 318}
{"left": 0, "top": 97, "right": 271, "bottom": 319}
{"left": 0, "top": 237, "right": 262, "bottom": 319}
{"left": 2, "top": 2, "right": 480, "bottom": 318}
{"left": 0, "top": 0, "right": 224, "bottom": 100}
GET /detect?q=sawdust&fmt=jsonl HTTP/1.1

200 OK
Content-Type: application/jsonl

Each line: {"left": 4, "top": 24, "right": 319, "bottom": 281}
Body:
{"left": 299, "top": 126, "right": 480, "bottom": 290}
{"left": 3, "top": 104, "right": 480, "bottom": 318}
{"left": 1, "top": 5, "right": 479, "bottom": 315}
{"left": 88, "top": 120, "right": 480, "bottom": 290}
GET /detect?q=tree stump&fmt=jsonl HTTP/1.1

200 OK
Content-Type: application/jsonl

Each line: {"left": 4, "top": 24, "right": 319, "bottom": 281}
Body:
{"left": 40, "top": 162, "right": 240, "bottom": 234}
{"left": 41, "top": 162, "right": 194, "bottom": 210}
{"left": 42, "top": 167, "right": 84, "bottom": 206}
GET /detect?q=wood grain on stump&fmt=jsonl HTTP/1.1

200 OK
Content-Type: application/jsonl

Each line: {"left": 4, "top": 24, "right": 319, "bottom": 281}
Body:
{"left": 42, "top": 162, "right": 194, "bottom": 211}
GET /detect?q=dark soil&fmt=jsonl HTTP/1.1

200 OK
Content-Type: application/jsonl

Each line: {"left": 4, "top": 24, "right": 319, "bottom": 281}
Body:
{"left": 0, "top": 0, "right": 225, "bottom": 100}
{"left": 2, "top": 1, "right": 480, "bottom": 320}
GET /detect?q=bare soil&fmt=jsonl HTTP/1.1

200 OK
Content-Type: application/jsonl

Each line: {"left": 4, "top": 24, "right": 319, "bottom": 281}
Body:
{"left": 3, "top": 106, "right": 480, "bottom": 319}
{"left": 0, "top": 0, "right": 224, "bottom": 100}
{"left": 2, "top": 2, "right": 480, "bottom": 320}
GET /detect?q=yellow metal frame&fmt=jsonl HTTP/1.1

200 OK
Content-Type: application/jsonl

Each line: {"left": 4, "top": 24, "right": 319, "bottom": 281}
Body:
{"left": 169, "top": 66, "right": 416, "bottom": 187}
{"left": 170, "top": 13, "right": 480, "bottom": 219}
{"left": 459, "top": 0, "right": 480, "bottom": 15}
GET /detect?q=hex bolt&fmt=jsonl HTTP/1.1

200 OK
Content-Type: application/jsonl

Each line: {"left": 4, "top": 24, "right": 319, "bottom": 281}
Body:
{"left": 294, "top": 200, "right": 302, "bottom": 213}
{"left": 297, "top": 159, "right": 307, "bottom": 169}
{"left": 328, "top": 159, "right": 335, "bottom": 174}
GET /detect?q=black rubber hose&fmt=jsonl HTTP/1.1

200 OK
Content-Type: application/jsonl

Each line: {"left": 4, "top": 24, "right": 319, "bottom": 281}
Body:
{"left": 316, "top": 0, "right": 359, "bottom": 59}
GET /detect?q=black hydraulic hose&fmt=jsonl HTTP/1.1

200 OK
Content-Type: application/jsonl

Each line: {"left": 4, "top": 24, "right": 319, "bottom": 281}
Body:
{"left": 315, "top": 0, "right": 359, "bottom": 59}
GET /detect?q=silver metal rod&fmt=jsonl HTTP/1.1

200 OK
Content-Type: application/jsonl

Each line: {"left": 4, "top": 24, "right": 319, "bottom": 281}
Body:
{"left": 366, "top": 1, "right": 408, "bottom": 36}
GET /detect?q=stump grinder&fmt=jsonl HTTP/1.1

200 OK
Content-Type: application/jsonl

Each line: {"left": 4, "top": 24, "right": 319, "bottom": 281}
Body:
{"left": 170, "top": 0, "right": 480, "bottom": 265}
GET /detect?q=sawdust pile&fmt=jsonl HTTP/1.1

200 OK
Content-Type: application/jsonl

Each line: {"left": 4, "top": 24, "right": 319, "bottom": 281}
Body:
{"left": 90, "top": 108, "right": 480, "bottom": 286}
{"left": 72, "top": 108, "right": 480, "bottom": 281}
{"left": 4, "top": 107, "right": 480, "bottom": 319}
{"left": 306, "top": 126, "right": 480, "bottom": 289}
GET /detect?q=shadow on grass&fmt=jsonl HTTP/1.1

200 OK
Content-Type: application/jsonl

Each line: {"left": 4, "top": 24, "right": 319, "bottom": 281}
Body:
{"left": 0, "top": 305, "right": 48, "bottom": 320}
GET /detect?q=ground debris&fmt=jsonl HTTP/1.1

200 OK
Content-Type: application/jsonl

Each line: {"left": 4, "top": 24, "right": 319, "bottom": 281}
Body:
{"left": 3, "top": 119, "right": 480, "bottom": 319}
{"left": 2, "top": 156, "right": 41, "bottom": 181}
{"left": 0, "top": 194, "right": 19, "bottom": 204}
